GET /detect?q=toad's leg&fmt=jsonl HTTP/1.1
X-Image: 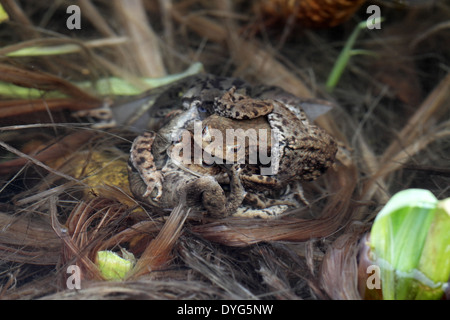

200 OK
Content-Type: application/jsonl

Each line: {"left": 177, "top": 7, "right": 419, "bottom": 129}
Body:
{"left": 129, "top": 132, "right": 164, "bottom": 200}
{"left": 244, "top": 193, "right": 297, "bottom": 209}
{"left": 290, "top": 181, "right": 310, "bottom": 206}
{"left": 183, "top": 165, "right": 246, "bottom": 218}
{"left": 183, "top": 176, "right": 227, "bottom": 217}
{"left": 225, "top": 164, "right": 247, "bottom": 216}
{"left": 241, "top": 174, "right": 279, "bottom": 188}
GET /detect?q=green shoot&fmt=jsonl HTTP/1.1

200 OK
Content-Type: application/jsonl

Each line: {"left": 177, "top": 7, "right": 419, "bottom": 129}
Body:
{"left": 326, "top": 17, "right": 383, "bottom": 92}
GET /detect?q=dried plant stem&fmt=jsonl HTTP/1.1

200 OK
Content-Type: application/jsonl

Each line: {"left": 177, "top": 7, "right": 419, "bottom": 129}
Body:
{"left": 0, "top": 139, "right": 82, "bottom": 184}
{"left": 158, "top": 0, "right": 176, "bottom": 71}
{"left": 0, "top": 130, "right": 95, "bottom": 175}
{"left": 0, "top": 211, "right": 61, "bottom": 265}
{"left": 193, "top": 164, "right": 357, "bottom": 246}
{"left": 78, "top": 0, "right": 117, "bottom": 36}
{"left": 129, "top": 203, "right": 189, "bottom": 279}
{"left": 361, "top": 72, "right": 450, "bottom": 203}
{"left": 171, "top": 6, "right": 313, "bottom": 98}
{"left": 0, "top": 98, "right": 100, "bottom": 118}
{"left": 0, "top": 0, "right": 38, "bottom": 39}
{"left": 411, "top": 20, "right": 450, "bottom": 49}
{"left": 381, "top": 72, "right": 450, "bottom": 164}
{"left": 113, "top": 0, "right": 166, "bottom": 77}
{"left": 50, "top": 196, "right": 103, "bottom": 280}
{"left": 319, "top": 223, "right": 365, "bottom": 300}
{"left": 0, "top": 63, "right": 99, "bottom": 101}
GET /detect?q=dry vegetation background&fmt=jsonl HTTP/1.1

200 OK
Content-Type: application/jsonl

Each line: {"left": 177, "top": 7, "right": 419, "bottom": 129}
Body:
{"left": 0, "top": 0, "right": 449, "bottom": 300}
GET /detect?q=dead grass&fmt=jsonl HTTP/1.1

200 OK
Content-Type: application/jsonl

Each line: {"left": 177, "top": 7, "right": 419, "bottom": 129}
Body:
{"left": 0, "top": 0, "right": 448, "bottom": 300}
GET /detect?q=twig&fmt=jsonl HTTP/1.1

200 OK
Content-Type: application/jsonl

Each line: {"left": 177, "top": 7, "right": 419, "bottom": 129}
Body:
{"left": 0, "top": 139, "right": 84, "bottom": 184}
{"left": 113, "top": 0, "right": 166, "bottom": 77}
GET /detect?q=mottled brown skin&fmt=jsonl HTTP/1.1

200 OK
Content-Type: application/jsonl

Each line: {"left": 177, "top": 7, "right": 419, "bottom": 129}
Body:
{"left": 200, "top": 114, "right": 272, "bottom": 163}
{"left": 129, "top": 74, "right": 337, "bottom": 217}
{"left": 128, "top": 162, "right": 244, "bottom": 218}
{"left": 212, "top": 86, "right": 274, "bottom": 119}
{"left": 199, "top": 90, "right": 337, "bottom": 193}
{"left": 129, "top": 137, "right": 245, "bottom": 217}
{"left": 267, "top": 99, "right": 337, "bottom": 184}
{"left": 129, "top": 132, "right": 164, "bottom": 199}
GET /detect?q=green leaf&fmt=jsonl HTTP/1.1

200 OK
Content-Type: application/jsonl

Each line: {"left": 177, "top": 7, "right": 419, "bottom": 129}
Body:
{"left": 370, "top": 189, "right": 450, "bottom": 300}
{"left": 326, "top": 18, "right": 383, "bottom": 92}
{"left": 96, "top": 250, "right": 134, "bottom": 281}
{"left": 0, "top": 4, "right": 9, "bottom": 23}
{"left": 415, "top": 198, "right": 450, "bottom": 299}
{"left": 0, "top": 62, "right": 204, "bottom": 98}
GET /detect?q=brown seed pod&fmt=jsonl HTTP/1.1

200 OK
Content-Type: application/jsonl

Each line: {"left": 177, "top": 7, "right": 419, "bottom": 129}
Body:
{"left": 259, "top": 0, "right": 367, "bottom": 28}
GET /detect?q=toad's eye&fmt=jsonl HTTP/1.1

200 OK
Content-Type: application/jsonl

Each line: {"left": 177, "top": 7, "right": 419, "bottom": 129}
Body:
{"left": 192, "top": 100, "right": 207, "bottom": 113}
{"left": 191, "top": 100, "right": 206, "bottom": 113}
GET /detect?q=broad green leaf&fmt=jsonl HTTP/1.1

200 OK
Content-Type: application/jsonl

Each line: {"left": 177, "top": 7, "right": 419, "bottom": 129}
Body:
{"left": 370, "top": 189, "right": 449, "bottom": 300}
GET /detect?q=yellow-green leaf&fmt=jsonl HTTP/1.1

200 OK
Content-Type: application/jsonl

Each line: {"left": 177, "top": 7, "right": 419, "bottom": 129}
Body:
{"left": 370, "top": 189, "right": 449, "bottom": 300}
{"left": 96, "top": 250, "right": 134, "bottom": 281}
{"left": 0, "top": 4, "right": 9, "bottom": 23}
